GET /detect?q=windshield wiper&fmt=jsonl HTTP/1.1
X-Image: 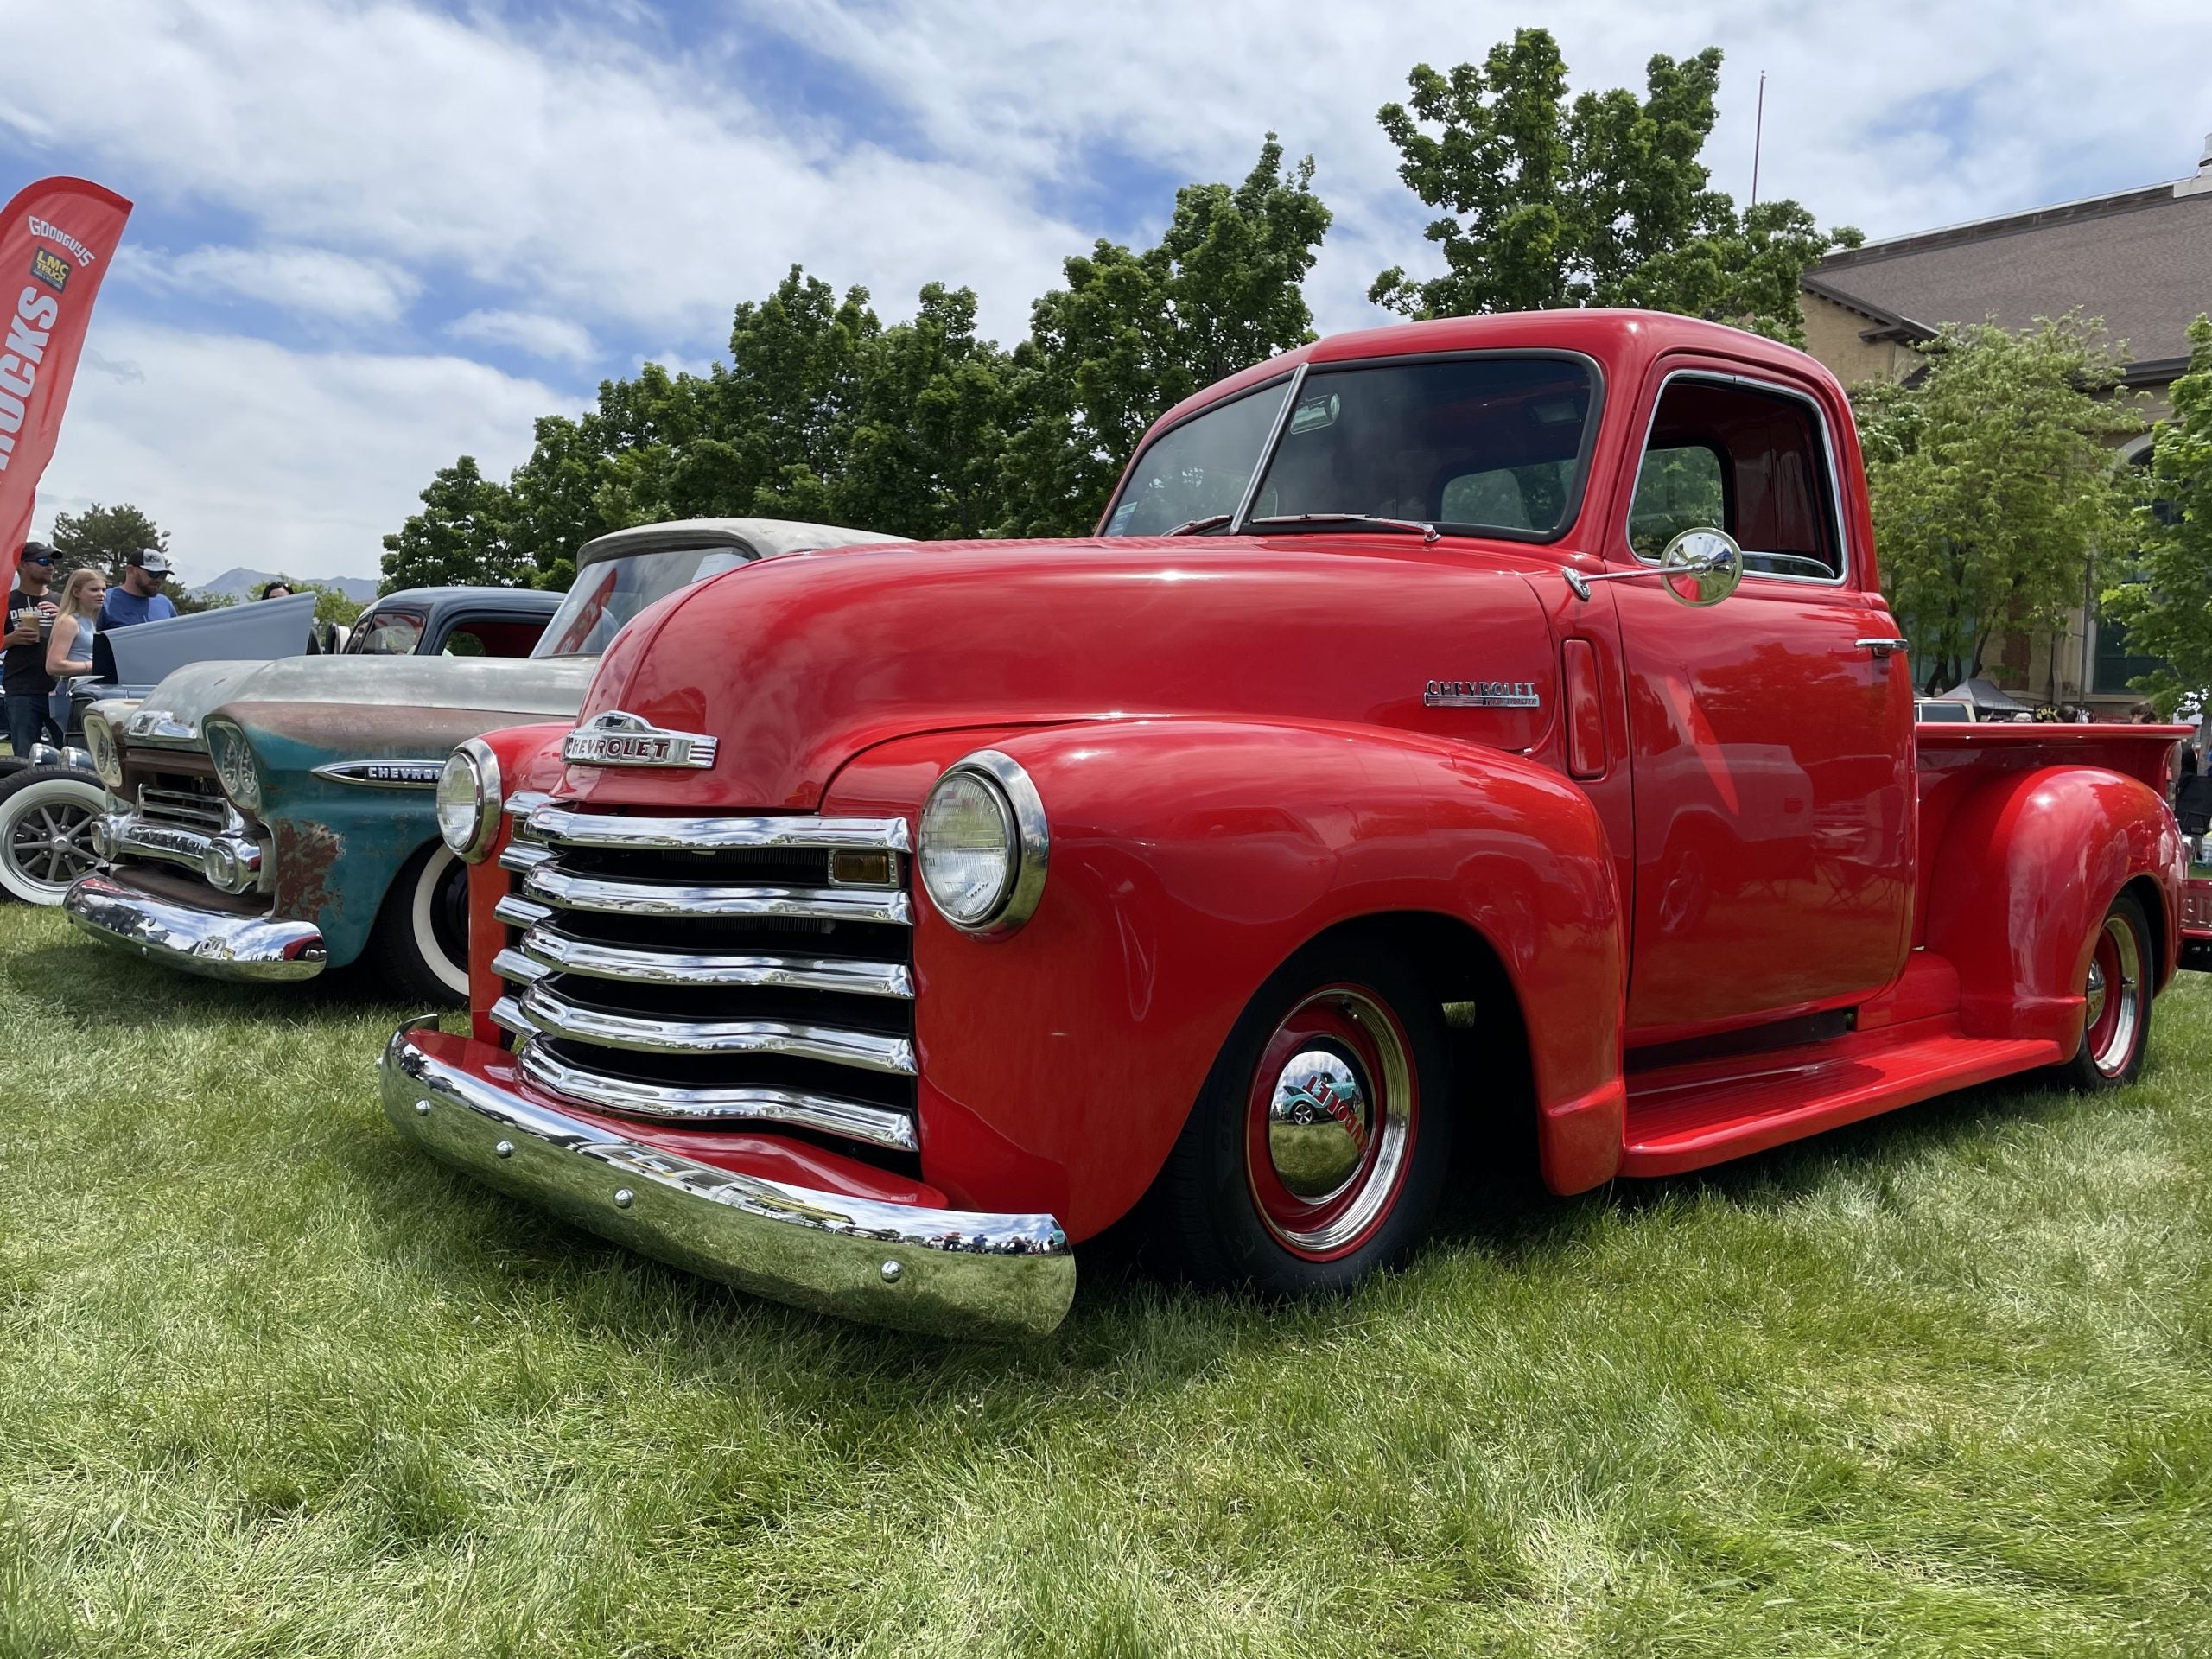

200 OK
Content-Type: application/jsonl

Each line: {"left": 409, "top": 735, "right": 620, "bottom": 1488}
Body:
{"left": 1162, "top": 513, "right": 1234, "bottom": 536}
{"left": 1244, "top": 512, "right": 1441, "bottom": 543}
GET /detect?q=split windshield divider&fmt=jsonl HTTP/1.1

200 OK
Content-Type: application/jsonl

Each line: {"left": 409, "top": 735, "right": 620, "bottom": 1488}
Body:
{"left": 1226, "top": 362, "right": 1308, "bottom": 535}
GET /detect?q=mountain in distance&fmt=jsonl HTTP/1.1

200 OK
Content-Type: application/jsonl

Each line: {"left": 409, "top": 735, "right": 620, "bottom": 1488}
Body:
{"left": 192, "top": 566, "right": 380, "bottom": 602}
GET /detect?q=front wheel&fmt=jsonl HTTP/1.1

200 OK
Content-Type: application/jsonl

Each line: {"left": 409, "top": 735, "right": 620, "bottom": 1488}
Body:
{"left": 365, "top": 842, "right": 471, "bottom": 1006}
{"left": 0, "top": 766, "right": 105, "bottom": 905}
{"left": 2056, "top": 889, "right": 2153, "bottom": 1090}
{"left": 1147, "top": 939, "right": 1453, "bottom": 1298}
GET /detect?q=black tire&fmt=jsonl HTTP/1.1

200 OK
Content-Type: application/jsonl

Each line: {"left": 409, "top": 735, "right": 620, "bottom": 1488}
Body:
{"left": 365, "top": 842, "right": 471, "bottom": 1006}
{"left": 1147, "top": 938, "right": 1454, "bottom": 1297}
{"left": 0, "top": 765, "right": 105, "bottom": 905}
{"left": 2056, "top": 889, "right": 2153, "bottom": 1090}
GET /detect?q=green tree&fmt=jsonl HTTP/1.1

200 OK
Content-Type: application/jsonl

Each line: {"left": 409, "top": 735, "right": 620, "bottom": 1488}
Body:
{"left": 838, "top": 283, "right": 1013, "bottom": 539}
{"left": 2101, "top": 315, "right": 2212, "bottom": 715}
{"left": 50, "top": 502, "right": 168, "bottom": 578}
{"left": 1854, "top": 314, "right": 2140, "bottom": 695}
{"left": 1370, "top": 29, "right": 1856, "bottom": 342}
{"left": 1001, "top": 136, "right": 1332, "bottom": 535}
{"left": 378, "top": 456, "right": 526, "bottom": 593}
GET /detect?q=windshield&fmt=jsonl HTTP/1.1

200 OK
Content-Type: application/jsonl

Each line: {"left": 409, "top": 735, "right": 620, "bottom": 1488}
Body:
{"left": 1101, "top": 381, "right": 1292, "bottom": 537}
{"left": 1103, "top": 354, "right": 1598, "bottom": 542}
{"left": 533, "top": 544, "right": 754, "bottom": 658}
{"left": 344, "top": 608, "right": 426, "bottom": 655}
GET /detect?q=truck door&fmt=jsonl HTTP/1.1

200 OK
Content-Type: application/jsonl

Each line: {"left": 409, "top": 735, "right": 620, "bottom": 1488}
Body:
{"left": 1609, "top": 363, "right": 1913, "bottom": 1039}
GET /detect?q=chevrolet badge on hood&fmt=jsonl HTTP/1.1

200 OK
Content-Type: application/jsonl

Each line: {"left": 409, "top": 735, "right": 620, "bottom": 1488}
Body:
{"left": 563, "top": 709, "right": 719, "bottom": 769}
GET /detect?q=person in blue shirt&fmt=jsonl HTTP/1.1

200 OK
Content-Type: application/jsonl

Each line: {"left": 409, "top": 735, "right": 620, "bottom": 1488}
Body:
{"left": 99, "top": 547, "right": 180, "bottom": 630}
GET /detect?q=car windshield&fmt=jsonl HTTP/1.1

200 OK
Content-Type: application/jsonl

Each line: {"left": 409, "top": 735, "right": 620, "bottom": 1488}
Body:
{"left": 344, "top": 608, "right": 426, "bottom": 655}
{"left": 533, "top": 544, "right": 754, "bottom": 658}
{"left": 1101, "top": 355, "right": 1598, "bottom": 542}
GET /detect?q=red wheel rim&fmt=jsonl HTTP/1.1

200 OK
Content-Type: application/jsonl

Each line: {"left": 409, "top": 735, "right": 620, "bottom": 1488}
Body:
{"left": 2083, "top": 912, "right": 2143, "bottom": 1077}
{"left": 1243, "top": 985, "right": 1418, "bottom": 1261}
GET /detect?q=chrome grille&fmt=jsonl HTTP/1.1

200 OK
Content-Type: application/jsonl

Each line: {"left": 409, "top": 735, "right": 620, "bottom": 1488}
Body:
{"left": 493, "top": 803, "right": 918, "bottom": 1158}
{"left": 137, "top": 779, "right": 228, "bottom": 833}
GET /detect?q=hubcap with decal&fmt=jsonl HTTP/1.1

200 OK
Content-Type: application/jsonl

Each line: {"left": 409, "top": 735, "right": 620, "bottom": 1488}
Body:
{"left": 1244, "top": 986, "right": 1416, "bottom": 1259}
{"left": 2084, "top": 913, "right": 2142, "bottom": 1078}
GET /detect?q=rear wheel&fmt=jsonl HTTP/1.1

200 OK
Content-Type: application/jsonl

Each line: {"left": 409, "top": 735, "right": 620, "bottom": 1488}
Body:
{"left": 0, "top": 766, "right": 104, "bottom": 905}
{"left": 365, "top": 842, "right": 471, "bottom": 1005}
{"left": 1149, "top": 939, "right": 1452, "bottom": 1297}
{"left": 2057, "top": 890, "right": 2153, "bottom": 1089}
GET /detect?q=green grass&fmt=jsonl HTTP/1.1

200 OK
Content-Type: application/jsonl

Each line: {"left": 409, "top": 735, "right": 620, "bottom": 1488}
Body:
{"left": 3, "top": 904, "right": 2210, "bottom": 1657}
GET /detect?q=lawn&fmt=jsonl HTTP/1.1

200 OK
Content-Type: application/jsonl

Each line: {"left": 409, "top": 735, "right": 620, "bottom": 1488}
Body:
{"left": 3, "top": 902, "right": 2209, "bottom": 1658}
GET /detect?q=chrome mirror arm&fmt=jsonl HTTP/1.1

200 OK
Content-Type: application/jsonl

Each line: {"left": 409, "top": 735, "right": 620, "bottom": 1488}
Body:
{"left": 1562, "top": 552, "right": 1726, "bottom": 601}
{"left": 1562, "top": 530, "right": 1743, "bottom": 608}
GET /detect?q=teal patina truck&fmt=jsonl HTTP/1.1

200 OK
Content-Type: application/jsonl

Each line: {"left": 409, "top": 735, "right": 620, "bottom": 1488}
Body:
{"left": 65, "top": 518, "right": 899, "bottom": 1001}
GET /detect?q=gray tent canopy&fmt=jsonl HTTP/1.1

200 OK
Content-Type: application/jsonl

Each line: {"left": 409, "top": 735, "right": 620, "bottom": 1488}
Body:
{"left": 1936, "top": 677, "right": 2035, "bottom": 718}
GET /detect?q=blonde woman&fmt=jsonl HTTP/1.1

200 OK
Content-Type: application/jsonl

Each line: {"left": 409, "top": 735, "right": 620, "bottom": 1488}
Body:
{"left": 43, "top": 568, "right": 104, "bottom": 736}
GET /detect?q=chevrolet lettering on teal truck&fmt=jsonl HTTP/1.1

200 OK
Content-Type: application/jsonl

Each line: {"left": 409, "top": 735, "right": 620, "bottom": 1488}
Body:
{"left": 381, "top": 311, "right": 2195, "bottom": 1340}
{"left": 66, "top": 520, "right": 901, "bottom": 1001}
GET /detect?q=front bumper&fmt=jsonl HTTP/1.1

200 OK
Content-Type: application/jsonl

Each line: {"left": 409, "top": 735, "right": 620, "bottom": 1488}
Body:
{"left": 380, "top": 1023, "right": 1077, "bottom": 1340}
{"left": 64, "top": 869, "right": 327, "bottom": 981}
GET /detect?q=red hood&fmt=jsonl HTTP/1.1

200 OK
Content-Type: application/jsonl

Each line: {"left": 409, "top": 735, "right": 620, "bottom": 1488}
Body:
{"left": 560, "top": 535, "right": 1562, "bottom": 810}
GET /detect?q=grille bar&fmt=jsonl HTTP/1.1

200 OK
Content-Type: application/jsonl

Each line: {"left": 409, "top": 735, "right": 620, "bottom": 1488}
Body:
{"left": 528, "top": 806, "right": 911, "bottom": 853}
{"left": 493, "top": 893, "right": 553, "bottom": 928}
{"left": 524, "top": 864, "right": 912, "bottom": 925}
{"left": 519, "top": 924, "right": 912, "bottom": 998}
{"left": 518, "top": 982, "right": 917, "bottom": 1075}
{"left": 137, "top": 784, "right": 229, "bottom": 831}
{"left": 499, "top": 841, "right": 554, "bottom": 873}
{"left": 491, "top": 945, "right": 548, "bottom": 983}
{"left": 518, "top": 1039, "right": 918, "bottom": 1149}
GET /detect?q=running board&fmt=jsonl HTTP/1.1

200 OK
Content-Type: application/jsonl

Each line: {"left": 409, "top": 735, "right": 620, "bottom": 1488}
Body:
{"left": 1620, "top": 1022, "right": 2063, "bottom": 1177}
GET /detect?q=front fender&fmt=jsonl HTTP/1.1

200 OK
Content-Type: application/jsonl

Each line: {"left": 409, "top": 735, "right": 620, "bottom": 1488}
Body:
{"left": 1923, "top": 765, "right": 2183, "bottom": 1048}
{"left": 823, "top": 719, "right": 1627, "bottom": 1239}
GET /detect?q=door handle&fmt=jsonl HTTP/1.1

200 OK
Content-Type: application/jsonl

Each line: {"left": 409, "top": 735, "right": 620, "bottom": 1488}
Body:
{"left": 1856, "top": 637, "right": 1909, "bottom": 660}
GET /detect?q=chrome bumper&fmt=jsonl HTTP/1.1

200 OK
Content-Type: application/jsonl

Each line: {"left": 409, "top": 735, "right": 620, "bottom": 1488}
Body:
{"left": 380, "top": 1024, "right": 1076, "bottom": 1339}
{"left": 63, "top": 869, "right": 327, "bottom": 981}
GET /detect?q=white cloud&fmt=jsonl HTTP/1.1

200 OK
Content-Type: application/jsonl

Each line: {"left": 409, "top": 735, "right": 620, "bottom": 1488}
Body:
{"left": 448, "top": 308, "right": 598, "bottom": 364}
{"left": 32, "top": 323, "right": 576, "bottom": 584}
{"left": 129, "top": 243, "right": 421, "bottom": 323}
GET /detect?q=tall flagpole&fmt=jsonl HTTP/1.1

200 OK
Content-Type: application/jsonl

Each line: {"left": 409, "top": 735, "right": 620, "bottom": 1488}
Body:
{"left": 1751, "top": 72, "right": 1767, "bottom": 206}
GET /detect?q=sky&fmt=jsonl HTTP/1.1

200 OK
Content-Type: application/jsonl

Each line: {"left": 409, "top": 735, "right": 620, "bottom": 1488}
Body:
{"left": 4, "top": 0, "right": 2209, "bottom": 585}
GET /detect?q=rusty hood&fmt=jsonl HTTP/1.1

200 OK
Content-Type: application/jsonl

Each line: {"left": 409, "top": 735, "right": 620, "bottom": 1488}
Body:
{"left": 560, "top": 535, "right": 1560, "bottom": 810}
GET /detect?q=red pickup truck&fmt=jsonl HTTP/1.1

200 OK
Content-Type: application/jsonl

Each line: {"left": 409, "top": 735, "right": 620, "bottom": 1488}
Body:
{"left": 382, "top": 310, "right": 2191, "bottom": 1339}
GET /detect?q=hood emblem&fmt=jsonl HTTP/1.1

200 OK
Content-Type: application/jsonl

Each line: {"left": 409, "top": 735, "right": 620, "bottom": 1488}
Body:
{"left": 1425, "top": 678, "right": 1540, "bottom": 709}
{"left": 563, "top": 709, "right": 719, "bottom": 770}
{"left": 313, "top": 760, "right": 447, "bottom": 790}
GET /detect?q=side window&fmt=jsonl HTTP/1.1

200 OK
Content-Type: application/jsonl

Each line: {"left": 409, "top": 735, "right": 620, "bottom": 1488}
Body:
{"left": 1628, "top": 377, "right": 1843, "bottom": 579}
{"left": 1626, "top": 445, "right": 1726, "bottom": 558}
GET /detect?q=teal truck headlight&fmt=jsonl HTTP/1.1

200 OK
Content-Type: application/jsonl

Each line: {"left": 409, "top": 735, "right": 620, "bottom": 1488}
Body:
{"left": 437, "top": 739, "right": 502, "bottom": 862}
{"left": 204, "top": 719, "right": 262, "bottom": 812}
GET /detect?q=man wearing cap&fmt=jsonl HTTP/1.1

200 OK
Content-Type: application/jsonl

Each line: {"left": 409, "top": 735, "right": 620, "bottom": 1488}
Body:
{"left": 4, "top": 542, "right": 62, "bottom": 756}
{"left": 99, "top": 547, "right": 180, "bottom": 631}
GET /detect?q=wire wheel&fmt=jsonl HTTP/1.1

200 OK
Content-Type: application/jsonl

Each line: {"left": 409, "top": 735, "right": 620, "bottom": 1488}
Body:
{"left": 0, "top": 769, "right": 104, "bottom": 905}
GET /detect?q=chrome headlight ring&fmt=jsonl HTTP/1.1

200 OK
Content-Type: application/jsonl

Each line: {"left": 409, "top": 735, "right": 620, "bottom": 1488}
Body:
{"left": 918, "top": 749, "right": 1048, "bottom": 936}
{"left": 437, "top": 738, "right": 503, "bottom": 863}
{"left": 203, "top": 718, "right": 263, "bottom": 813}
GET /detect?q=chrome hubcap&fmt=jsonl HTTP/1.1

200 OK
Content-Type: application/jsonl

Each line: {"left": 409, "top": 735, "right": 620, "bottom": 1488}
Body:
{"left": 1267, "top": 1048, "right": 1371, "bottom": 1200}
{"left": 2087, "top": 914, "right": 2142, "bottom": 1078}
{"left": 1244, "top": 986, "right": 1416, "bottom": 1259}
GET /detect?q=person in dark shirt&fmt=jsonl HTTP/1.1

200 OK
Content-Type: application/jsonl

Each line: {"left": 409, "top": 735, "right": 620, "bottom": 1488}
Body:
{"left": 99, "top": 547, "right": 180, "bottom": 630}
{"left": 4, "top": 542, "right": 61, "bottom": 756}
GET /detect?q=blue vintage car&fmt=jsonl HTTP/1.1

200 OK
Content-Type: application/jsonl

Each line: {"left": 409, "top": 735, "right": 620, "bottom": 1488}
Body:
{"left": 64, "top": 518, "right": 901, "bottom": 1001}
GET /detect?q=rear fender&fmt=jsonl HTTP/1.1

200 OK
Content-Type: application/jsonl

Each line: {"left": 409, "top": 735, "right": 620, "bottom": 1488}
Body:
{"left": 824, "top": 719, "right": 1628, "bottom": 1238}
{"left": 1923, "top": 765, "right": 2183, "bottom": 1048}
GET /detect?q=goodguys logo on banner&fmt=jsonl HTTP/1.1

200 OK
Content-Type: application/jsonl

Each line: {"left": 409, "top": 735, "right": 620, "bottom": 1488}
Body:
{"left": 0, "top": 176, "right": 134, "bottom": 596}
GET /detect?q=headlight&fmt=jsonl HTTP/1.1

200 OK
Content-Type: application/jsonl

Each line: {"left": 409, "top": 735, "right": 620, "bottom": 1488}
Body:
{"left": 82, "top": 714, "right": 123, "bottom": 791}
{"left": 204, "top": 719, "right": 262, "bottom": 812}
{"left": 437, "top": 738, "right": 502, "bottom": 862}
{"left": 918, "top": 750, "right": 1047, "bottom": 934}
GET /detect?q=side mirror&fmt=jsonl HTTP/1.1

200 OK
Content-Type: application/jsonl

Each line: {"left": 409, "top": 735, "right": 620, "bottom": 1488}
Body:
{"left": 1659, "top": 528, "right": 1742, "bottom": 608}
